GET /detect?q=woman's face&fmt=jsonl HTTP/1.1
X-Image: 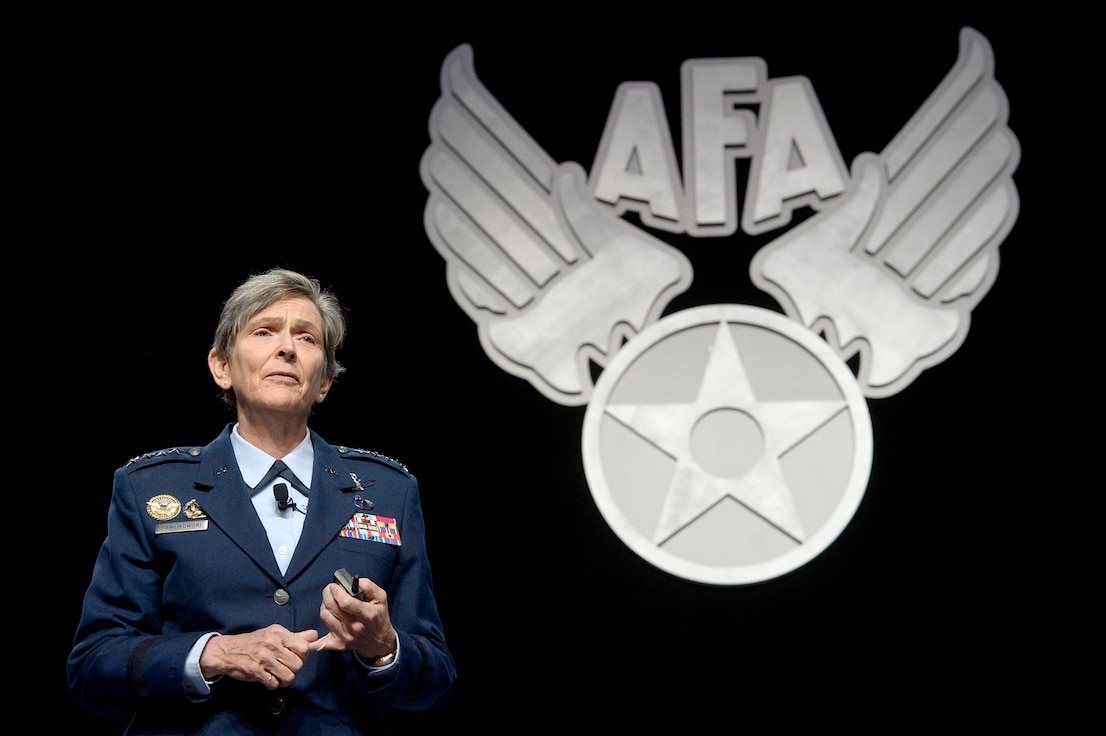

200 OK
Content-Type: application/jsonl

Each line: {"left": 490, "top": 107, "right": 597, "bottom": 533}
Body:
{"left": 213, "top": 295, "right": 333, "bottom": 421}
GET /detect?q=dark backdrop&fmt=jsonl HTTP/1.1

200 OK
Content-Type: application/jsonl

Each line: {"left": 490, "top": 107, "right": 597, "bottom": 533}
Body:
{"left": 17, "top": 12, "right": 1087, "bottom": 734}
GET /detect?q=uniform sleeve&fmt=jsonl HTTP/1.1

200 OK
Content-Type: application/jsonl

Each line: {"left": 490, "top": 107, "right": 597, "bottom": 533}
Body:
{"left": 67, "top": 466, "right": 208, "bottom": 715}
{"left": 357, "top": 471, "right": 456, "bottom": 710}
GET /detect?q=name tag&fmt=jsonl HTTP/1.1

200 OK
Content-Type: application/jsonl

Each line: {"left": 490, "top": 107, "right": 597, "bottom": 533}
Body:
{"left": 155, "top": 520, "right": 209, "bottom": 535}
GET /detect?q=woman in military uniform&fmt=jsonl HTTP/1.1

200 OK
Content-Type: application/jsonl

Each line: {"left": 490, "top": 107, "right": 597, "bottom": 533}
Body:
{"left": 68, "top": 268, "right": 455, "bottom": 734}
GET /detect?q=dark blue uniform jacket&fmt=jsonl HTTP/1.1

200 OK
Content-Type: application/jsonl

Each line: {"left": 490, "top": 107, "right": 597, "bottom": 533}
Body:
{"left": 68, "top": 424, "right": 456, "bottom": 735}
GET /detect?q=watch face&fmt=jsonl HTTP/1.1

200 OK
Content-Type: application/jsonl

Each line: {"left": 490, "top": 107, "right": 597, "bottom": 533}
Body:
{"left": 582, "top": 305, "right": 873, "bottom": 585}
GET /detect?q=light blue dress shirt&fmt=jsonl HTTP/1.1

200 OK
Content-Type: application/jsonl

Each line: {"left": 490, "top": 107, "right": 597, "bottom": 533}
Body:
{"left": 232, "top": 425, "right": 313, "bottom": 576}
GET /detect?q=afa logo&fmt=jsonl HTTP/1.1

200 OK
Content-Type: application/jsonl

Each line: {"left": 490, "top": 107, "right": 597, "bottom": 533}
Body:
{"left": 419, "top": 28, "right": 1019, "bottom": 585}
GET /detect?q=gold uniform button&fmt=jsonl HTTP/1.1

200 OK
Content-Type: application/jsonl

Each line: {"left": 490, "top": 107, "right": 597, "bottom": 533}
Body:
{"left": 274, "top": 589, "right": 290, "bottom": 605}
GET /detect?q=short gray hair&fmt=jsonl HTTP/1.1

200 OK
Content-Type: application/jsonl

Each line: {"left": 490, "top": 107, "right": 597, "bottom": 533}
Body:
{"left": 212, "top": 268, "right": 347, "bottom": 406}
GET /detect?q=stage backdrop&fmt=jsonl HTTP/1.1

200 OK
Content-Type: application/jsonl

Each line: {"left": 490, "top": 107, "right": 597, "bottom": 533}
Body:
{"left": 22, "top": 13, "right": 1086, "bottom": 735}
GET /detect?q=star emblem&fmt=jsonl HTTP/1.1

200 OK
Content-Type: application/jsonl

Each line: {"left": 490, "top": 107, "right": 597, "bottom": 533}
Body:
{"left": 605, "top": 317, "right": 846, "bottom": 545}
{"left": 582, "top": 305, "right": 873, "bottom": 585}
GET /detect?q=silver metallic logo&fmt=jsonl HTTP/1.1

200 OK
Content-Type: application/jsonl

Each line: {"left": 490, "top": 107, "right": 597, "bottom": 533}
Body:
{"left": 420, "top": 28, "right": 1019, "bottom": 585}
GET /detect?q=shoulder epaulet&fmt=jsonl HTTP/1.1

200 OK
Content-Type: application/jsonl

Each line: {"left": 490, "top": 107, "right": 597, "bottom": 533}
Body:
{"left": 336, "top": 445, "right": 410, "bottom": 473}
{"left": 124, "top": 446, "right": 204, "bottom": 468}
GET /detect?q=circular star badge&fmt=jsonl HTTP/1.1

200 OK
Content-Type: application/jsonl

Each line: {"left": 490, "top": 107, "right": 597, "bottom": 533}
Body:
{"left": 582, "top": 305, "right": 873, "bottom": 585}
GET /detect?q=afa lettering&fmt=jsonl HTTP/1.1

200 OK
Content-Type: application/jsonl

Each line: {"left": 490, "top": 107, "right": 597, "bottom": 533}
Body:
{"left": 589, "top": 58, "right": 849, "bottom": 238}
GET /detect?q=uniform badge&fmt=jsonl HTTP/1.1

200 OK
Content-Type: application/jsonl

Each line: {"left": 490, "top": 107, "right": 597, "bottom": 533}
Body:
{"left": 146, "top": 494, "right": 182, "bottom": 521}
{"left": 340, "top": 513, "right": 401, "bottom": 546}
{"left": 184, "top": 499, "right": 207, "bottom": 519}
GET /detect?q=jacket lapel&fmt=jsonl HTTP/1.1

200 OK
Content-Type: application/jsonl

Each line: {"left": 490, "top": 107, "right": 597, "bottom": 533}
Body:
{"left": 283, "top": 434, "right": 361, "bottom": 582}
{"left": 193, "top": 427, "right": 285, "bottom": 582}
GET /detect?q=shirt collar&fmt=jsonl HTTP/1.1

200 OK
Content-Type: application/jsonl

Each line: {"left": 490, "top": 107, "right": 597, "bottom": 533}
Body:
{"left": 230, "top": 423, "right": 314, "bottom": 490}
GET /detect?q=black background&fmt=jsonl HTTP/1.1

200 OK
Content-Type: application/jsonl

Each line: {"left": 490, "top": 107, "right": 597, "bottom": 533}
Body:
{"left": 16, "top": 11, "right": 1088, "bottom": 735}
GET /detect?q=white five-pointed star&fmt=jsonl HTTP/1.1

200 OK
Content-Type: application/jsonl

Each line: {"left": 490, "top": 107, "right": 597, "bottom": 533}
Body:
{"left": 604, "top": 319, "right": 846, "bottom": 546}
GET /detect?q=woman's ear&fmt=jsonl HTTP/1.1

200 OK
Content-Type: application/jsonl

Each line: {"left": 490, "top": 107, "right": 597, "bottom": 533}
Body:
{"left": 208, "top": 348, "right": 231, "bottom": 388}
{"left": 316, "top": 374, "right": 334, "bottom": 403}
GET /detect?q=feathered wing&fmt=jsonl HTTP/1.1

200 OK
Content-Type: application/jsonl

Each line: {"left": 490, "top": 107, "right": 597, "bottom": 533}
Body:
{"left": 420, "top": 44, "right": 693, "bottom": 406}
{"left": 750, "top": 27, "right": 1021, "bottom": 398}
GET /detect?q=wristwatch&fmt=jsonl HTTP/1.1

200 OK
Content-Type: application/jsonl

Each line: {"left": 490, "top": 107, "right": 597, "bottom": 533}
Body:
{"left": 369, "top": 649, "right": 397, "bottom": 667}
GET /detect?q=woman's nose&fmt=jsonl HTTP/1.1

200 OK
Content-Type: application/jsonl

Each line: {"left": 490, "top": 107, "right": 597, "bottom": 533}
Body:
{"left": 277, "top": 334, "right": 296, "bottom": 357}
